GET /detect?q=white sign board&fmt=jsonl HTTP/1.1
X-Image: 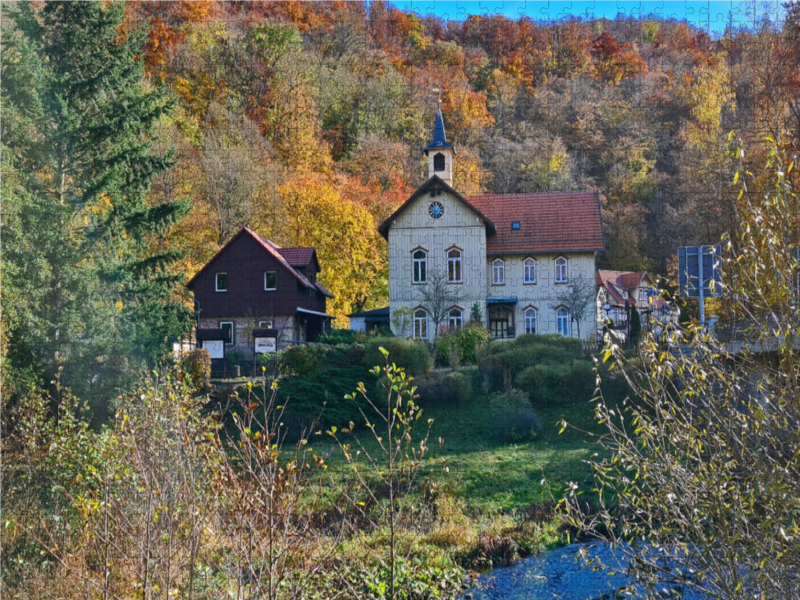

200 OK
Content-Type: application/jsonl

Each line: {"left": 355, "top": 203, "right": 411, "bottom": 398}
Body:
{"left": 202, "top": 340, "right": 224, "bottom": 360}
{"left": 254, "top": 336, "right": 277, "bottom": 354}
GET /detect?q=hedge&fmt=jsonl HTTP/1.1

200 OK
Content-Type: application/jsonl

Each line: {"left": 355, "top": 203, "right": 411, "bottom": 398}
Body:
{"left": 363, "top": 337, "right": 432, "bottom": 376}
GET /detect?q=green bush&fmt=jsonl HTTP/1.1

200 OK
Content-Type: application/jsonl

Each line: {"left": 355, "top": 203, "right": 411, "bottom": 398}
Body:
{"left": 246, "top": 365, "right": 373, "bottom": 434}
{"left": 415, "top": 370, "right": 473, "bottom": 405}
{"left": 487, "top": 389, "right": 542, "bottom": 442}
{"left": 433, "top": 325, "right": 492, "bottom": 365}
{"left": 478, "top": 335, "right": 587, "bottom": 393}
{"left": 515, "top": 360, "right": 594, "bottom": 405}
{"left": 318, "top": 329, "right": 359, "bottom": 345}
{"left": 280, "top": 344, "right": 366, "bottom": 375}
{"left": 180, "top": 349, "right": 211, "bottom": 390}
{"left": 363, "top": 337, "right": 432, "bottom": 376}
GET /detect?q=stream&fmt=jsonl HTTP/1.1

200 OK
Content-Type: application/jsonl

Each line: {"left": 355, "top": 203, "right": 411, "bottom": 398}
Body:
{"left": 461, "top": 542, "right": 711, "bottom": 600}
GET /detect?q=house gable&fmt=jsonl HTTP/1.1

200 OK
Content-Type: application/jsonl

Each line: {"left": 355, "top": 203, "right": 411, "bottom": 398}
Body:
{"left": 378, "top": 176, "right": 496, "bottom": 238}
{"left": 187, "top": 228, "right": 332, "bottom": 320}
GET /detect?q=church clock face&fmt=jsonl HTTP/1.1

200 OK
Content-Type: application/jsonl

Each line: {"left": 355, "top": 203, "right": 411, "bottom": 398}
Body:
{"left": 429, "top": 201, "right": 444, "bottom": 219}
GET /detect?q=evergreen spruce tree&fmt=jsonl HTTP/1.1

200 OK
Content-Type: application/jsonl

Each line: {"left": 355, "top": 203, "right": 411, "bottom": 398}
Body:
{"left": 1, "top": 1, "right": 191, "bottom": 400}
{"left": 629, "top": 306, "right": 642, "bottom": 345}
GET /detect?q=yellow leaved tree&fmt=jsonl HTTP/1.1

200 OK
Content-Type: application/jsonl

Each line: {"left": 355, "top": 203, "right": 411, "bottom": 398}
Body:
{"left": 276, "top": 175, "right": 387, "bottom": 326}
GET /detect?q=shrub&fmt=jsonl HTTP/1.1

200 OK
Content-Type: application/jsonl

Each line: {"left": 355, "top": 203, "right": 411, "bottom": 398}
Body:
{"left": 318, "top": 329, "right": 358, "bottom": 345}
{"left": 416, "top": 370, "right": 473, "bottom": 405}
{"left": 180, "top": 349, "right": 211, "bottom": 390}
{"left": 478, "top": 336, "right": 588, "bottom": 393}
{"left": 363, "top": 337, "right": 432, "bottom": 376}
{"left": 280, "top": 344, "right": 366, "bottom": 375}
{"left": 515, "top": 360, "right": 594, "bottom": 405}
{"left": 433, "top": 325, "right": 492, "bottom": 365}
{"left": 247, "top": 365, "right": 373, "bottom": 434}
{"left": 487, "top": 389, "right": 542, "bottom": 442}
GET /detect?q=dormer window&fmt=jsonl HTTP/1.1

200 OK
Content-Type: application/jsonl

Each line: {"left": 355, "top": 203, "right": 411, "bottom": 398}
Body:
{"left": 512, "top": 221, "right": 521, "bottom": 230}
{"left": 433, "top": 152, "right": 446, "bottom": 172}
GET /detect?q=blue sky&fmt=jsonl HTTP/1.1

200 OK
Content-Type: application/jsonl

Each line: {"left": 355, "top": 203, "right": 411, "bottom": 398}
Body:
{"left": 391, "top": 1, "right": 785, "bottom": 34}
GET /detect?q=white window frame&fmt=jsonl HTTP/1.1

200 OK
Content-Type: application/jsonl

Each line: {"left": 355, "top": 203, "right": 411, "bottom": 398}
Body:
{"left": 215, "top": 272, "right": 228, "bottom": 292}
{"left": 555, "top": 257, "right": 568, "bottom": 284}
{"left": 556, "top": 307, "right": 570, "bottom": 336}
{"left": 412, "top": 249, "right": 427, "bottom": 284}
{"left": 264, "top": 271, "right": 277, "bottom": 291}
{"left": 258, "top": 320, "right": 273, "bottom": 329}
{"left": 523, "top": 258, "right": 536, "bottom": 284}
{"left": 220, "top": 321, "right": 235, "bottom": 345}
{"left": 448, "top": 307, "right": 463, "bottom": 330}
{"left": 524, "top": 307, "right": 538, "bottom": 334}
{"left": 447, "top": 247, "right": 462, "bottom": 283}
{"left": 413, "top": 308, "right": 428, "bottom": 340}
{"left": 492, "top": 259, "right": 505, "bottom": 285}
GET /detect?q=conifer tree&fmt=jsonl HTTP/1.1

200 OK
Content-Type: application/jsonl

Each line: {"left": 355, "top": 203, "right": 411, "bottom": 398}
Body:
{"left": 2, "top": 1, "right": 191, "bottom": 398}
{"left": 629, "top": 305, "right": 642, "bottom": 345}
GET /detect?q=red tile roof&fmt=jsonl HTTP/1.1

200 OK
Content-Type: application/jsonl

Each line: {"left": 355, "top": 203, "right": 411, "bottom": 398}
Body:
{"left": 277, "top": 247, "right": 316, "bottom": 267}
{"left": 467, "top": 191, "right": 604, "bottom": 254}
{"left": 596, "top": 270, "right": 651, "bottom": 307}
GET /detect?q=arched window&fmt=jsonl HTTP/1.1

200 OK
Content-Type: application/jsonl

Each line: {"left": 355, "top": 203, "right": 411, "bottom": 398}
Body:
{"left": 414, "top": 308, "right": 428, "bottom": 340}
{"left": 492, "top": 259, "right": 505, "bottom": 285}
{"left": 524, "top": 307, "right": 538, "bottom": 335}
{"left": 447, "top": 247, "right": 462, "bottom": 283}
{"left": 556, "top": 307, "right": 570, "bottom": 336}
{"left": 433, "top": 152, "right": 445, "bottom": 172}
{"left": 555, "top": 257, "right": 568, "bottom": 283}
{"left": 412, "top": 249, "right": 427, "bottom": 284}
{"left": 448, "top": 307, "right": 463, "bottom": 330}
{"left": 524, "top": 258, "right": 536, "bottom": 284}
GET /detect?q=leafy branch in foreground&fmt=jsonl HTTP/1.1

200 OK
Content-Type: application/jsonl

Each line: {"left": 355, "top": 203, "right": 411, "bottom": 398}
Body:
{"left": 560, "top": 143, "right": 800, "bottom": 598}
{"left": 328, "top": 349, "right": 444, "bottom": 600}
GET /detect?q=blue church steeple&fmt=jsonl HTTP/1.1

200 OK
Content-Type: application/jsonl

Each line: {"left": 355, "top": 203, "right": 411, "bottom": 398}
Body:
{"left": 423, "top": 107, "right": 456, "bottom": 186}
{"left": 423, "top": 107, "right": 456, "bottom": 153}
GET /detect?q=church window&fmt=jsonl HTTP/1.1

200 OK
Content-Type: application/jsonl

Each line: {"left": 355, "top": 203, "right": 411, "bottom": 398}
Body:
{"left": 555, "top": 257, "right": 568, "bottom": 283}
{"left": 448, "top": 307, "right": 463, "bottom": 330}
{"left": 557, "top": 307, "right": 570, "bottom": 336}
{"left": 414, "top": 308, "right": 428, "bottom": 340}
{"left": 412, "top": 249, "right": 427, "bottom": 284}
{"left": 524, "top": 258, "right": 536, "bottom": 284}
{"left": 447, "top": 247, "right": 462, "bottom": 283}
{"left": 524, "top": 307, "right": 538, "bottom": 334}
{"left": 433, "top": 153, "right": 445, "bottom": 172}
{"left": 492, "top": 259, "right": 505, "bottom": 285}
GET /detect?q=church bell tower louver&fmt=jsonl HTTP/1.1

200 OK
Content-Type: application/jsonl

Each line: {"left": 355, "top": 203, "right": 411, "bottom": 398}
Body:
{"left": 423, "top": 107, "right": 455, "bottom": 187}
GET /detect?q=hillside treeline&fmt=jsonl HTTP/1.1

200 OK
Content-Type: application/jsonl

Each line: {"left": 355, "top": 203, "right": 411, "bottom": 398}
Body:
{"left": 128, "top": 1, "right": 800, "bottom": 292}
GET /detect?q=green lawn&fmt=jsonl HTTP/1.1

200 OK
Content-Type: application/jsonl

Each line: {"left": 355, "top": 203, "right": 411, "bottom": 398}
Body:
{"left": 321, "top": 368, "right": 612, "bottom": 514}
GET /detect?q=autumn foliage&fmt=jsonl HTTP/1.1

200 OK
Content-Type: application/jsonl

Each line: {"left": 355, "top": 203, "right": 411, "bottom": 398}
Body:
{"left": 116, "top": 0, "right": 800, "bottom": 318}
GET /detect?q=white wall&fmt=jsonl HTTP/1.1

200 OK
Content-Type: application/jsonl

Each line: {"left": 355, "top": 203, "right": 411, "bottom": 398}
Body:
{"left": 387, "top": 188, "right": 488, "bottom": 339}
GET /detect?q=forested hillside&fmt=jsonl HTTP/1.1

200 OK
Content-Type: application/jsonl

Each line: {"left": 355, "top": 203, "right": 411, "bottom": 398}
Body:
{"left": 128, "top": 1, "right": 799, "bottom": 312}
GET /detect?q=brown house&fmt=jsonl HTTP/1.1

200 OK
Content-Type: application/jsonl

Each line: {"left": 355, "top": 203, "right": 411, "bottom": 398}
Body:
{"left": 186, "top": 227, "right": 334, "bottom": 359}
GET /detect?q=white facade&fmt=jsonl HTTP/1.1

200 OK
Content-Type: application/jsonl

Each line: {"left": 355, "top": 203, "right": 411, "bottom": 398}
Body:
{"left": 383, "top": 183, "right": 598, "bottom": 341}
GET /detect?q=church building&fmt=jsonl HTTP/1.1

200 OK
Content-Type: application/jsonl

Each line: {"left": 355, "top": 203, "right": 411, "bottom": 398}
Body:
{"left": 378, "top": 110, "right": 604, "bottom": 341}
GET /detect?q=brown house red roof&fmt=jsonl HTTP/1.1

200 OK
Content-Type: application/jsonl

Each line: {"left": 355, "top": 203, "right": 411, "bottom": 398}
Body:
{"left": 467, "top": 191, "right": 604, "bottom": 255}
{"left": 186, "top": 228, "right": 333, "bottom": 298}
